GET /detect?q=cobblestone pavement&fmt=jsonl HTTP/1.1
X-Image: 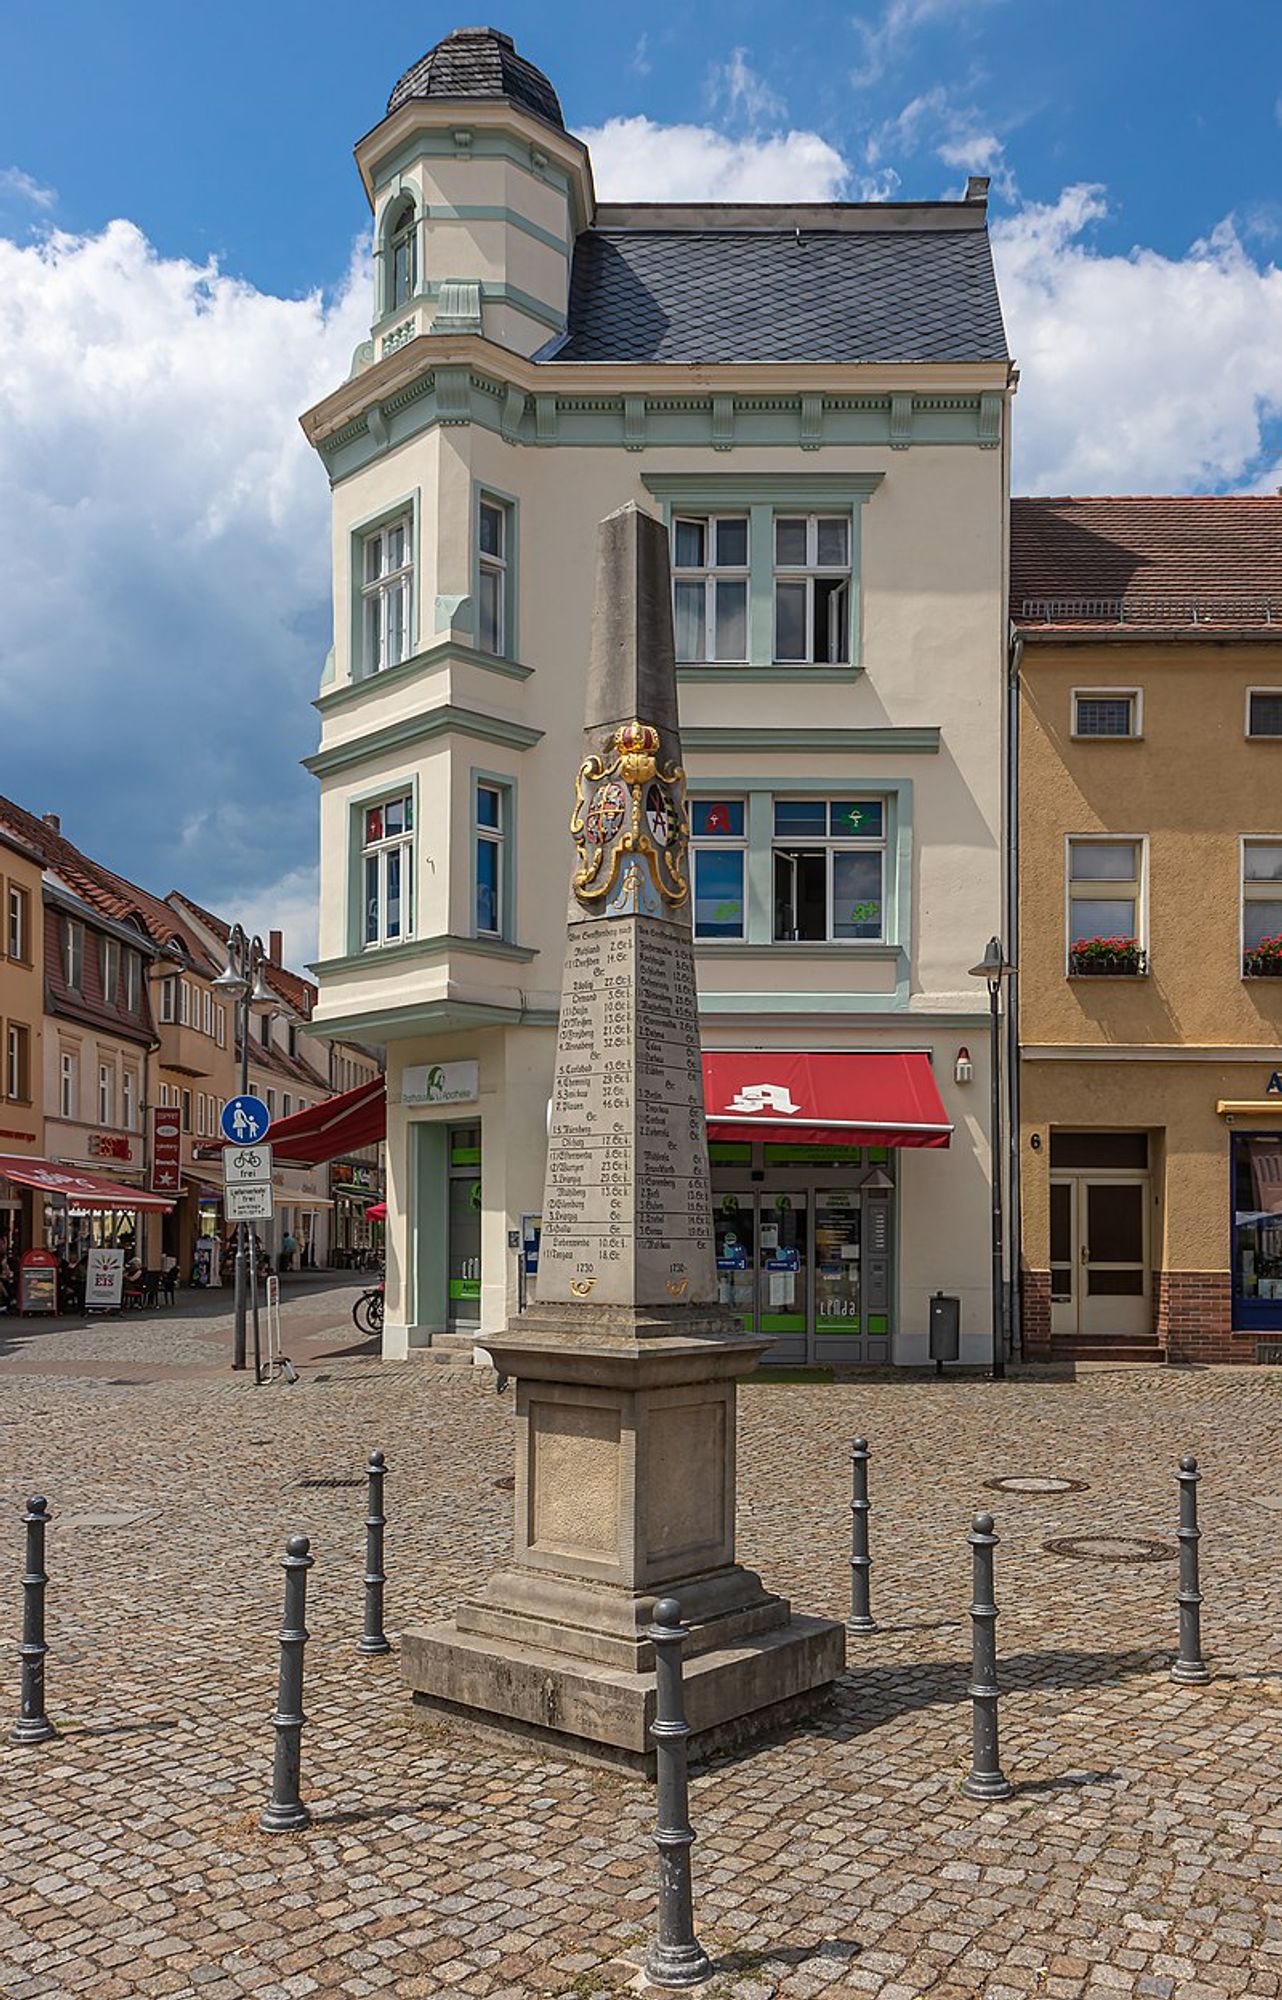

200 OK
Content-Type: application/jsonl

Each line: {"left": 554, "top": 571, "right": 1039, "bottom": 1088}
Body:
{"left": 4, "top": 1309, "right": 1282, "bottom": 1999}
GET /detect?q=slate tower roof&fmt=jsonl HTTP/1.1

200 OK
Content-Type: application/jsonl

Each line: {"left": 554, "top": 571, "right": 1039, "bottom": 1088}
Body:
{"left": 387, "top": 25, "right": 564, "bottom": 130}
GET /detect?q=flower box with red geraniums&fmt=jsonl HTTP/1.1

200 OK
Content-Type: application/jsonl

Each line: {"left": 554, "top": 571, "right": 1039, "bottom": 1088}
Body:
{"left": 1068, "top": 935, "right": 1147, "bottom": 976}
{"left": 1244, "top": 935, "right": 1282, "bottom": 978}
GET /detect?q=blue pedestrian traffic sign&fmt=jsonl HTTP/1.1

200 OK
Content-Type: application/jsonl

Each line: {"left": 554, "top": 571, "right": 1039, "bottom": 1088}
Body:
{"left": 221, "top": 1095, "right": 271, "bottom": 1145}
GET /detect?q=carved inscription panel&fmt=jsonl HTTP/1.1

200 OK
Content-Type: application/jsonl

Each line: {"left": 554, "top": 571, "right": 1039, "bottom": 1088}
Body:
{"left": 538, "top": 919, "right": 716, "bottom": 1307}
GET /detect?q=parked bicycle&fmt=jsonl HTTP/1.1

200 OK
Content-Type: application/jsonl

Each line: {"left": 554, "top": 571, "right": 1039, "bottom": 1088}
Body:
{"left": 352, "top": 1280, "right": 384, "bottom": 1337}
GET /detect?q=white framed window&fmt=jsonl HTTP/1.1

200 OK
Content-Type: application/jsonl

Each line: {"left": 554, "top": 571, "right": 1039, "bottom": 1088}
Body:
{"left": 7, "top": 886, "right": 27, "bottom": 961}
{"left": 160, "top": 977, "right": 178, "bottom": 1024}
{"left": 690, "top": 799, "right": 748, "bottom": 941}
{"left": 1242, "top": 840, "right": 1282, "bottom": 974}
{"left": 387, "top": 197, "right": 417, "bottom": 311}
{"left": 774, "top": 515, "right": 850, "bottom": 664}
{"left": 202, "top": 988, "right": 212, "bottom": 1036}
{"left": 98, "top": 1062, "right": 115, "bottom": 1127}
{"left": 266, "top": 1088, "right": 277, "bottom": 1118}
{"left": 123, "top": 950, "right": 141, "bottom": 1013}
{"left": 122, "top": 1069, "right": 136, "bottom": 1131}
{"left": 179, "top": 980, "right": 191, "bottom": 1027}
{"left": 6, "top": 1024, "right": 29, "bottom": 1102}
{"left": 362, "top": 792, "right": 415, "bottom": 948}
{"left": 216, "top": 1004, "right": 226, "bottom": 1049}
{"left": 64, "top": 919, "right": 84, "bottom": 992}
{"left": 672, "top": 515, "right": 749, "bottom": 664}
{"left": 59, "top": 1049, "right": 78, "bottom": 1120}
{"left": 475, "top": 782, "right": 507, "bottom": 939}
{"left": 259, "top": 1013, "right": 272, "bottom": 1049}
{"left": 1073, "top": 689, "right": 1141, "bottom": 739}
{"left": 101, "top": 937, "right": 119, "bottom": 1006}
{"left": 361, "top": 514, "right": 413, "bottom": 675}
{"left": 1247, "top": 690, "right": 1282, "bottom": 739}
{"left": 282, "top": 1093, "right": 292, "bottom": 1117}
{"left": 772, "top": 799, "right": 885, "bottom": 943}
{"left": 1067, "top": 837, "right": 1146, "bottom": 973}
{"left": 478, "top": 498, "right": 510, "bottom": 657}
{"left": 195, "top": 1092, "right": 205, "bottom": 1138}
{"left": 181, "top": 1089, "right": 192, "bottom": 1134}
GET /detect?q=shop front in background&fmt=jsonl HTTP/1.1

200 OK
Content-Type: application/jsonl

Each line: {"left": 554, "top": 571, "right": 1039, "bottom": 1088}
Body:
{"left": 1231, "top": 1132, "right": 1282, "bottom": 1334}
{"left": 710, "top": 1141, "right": 895, "bottom": 1364}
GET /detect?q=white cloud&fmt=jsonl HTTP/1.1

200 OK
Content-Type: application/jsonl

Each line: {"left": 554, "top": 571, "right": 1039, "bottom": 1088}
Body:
{"left": 851, "top": 0, "right": 999, "bottom": 87}
{"left": 995, "top": 187, "right": 1282, "bottom": 493}
{"left": 0, "top": 166, "right": 56, "bottom": 211}
{"left": 0, "top": 217, "right": 369, "bottom": 917}
{"left": 867, "top": 83, "right": 1014, "bottom": 196}
{"left": 580, "top": 115, "right": 851, "bottom": 201}
{"left": 216, "top": 862, "right": 321, "bottom": 970}
{"left": 631, "top": 34, "right": 651, "bottom": 77}
{"left": 707, "top": 49, "right": 787, "bottom": 129}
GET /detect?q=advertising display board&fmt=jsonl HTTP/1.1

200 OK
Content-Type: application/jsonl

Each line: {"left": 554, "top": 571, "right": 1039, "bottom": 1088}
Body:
{"left": 18, "top": 1249, "right": 58, "bottom": 1315}
{"left": 85, "top": 1247, "right": 125, "bottom": 1311}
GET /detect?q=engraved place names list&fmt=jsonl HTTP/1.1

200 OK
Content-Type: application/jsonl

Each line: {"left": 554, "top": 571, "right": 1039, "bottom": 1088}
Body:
{"left": 537, "top": 917, "right": 717, "bottom": 1307}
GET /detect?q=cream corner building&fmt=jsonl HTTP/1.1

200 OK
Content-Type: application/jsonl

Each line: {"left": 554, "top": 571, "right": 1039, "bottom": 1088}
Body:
{"left": 301, "top": 26, "right": 1015, "bottom": 1365}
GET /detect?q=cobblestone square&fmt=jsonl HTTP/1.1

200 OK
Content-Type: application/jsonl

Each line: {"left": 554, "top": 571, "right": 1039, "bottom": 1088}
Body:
{"left": 4, "top": 1293, "right": 1282, "bottom": 1998}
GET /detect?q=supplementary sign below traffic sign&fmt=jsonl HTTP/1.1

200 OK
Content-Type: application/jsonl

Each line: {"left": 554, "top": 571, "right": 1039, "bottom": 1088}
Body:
{"left": 225, "top": 1182, "right": 275, "bottom": 1222}
{"left": 221, "top": 1095, "right": 271, "bottom": 1145}
{"left": 224, "top": 1144, "right": 274, "bottom": 1187}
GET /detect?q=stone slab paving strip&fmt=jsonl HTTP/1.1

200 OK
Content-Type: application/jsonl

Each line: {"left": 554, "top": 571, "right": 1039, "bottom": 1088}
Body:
{"left": 3, "top": 1308, "right": 1282, "bottom": 1996}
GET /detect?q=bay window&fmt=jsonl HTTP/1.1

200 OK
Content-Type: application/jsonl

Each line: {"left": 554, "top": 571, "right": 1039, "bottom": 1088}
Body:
{"left": 102, "top": 937, "right": 119, "bottom": 1005}
{"left": 361, "top": 514, "right": 413, "bottom": 675}
{"left": 64, "top": 919, "right": 83, "bottom": 992}
{"left": 362, "top": 792, "right": 414, "bottom": 948}
{"left": 478, "top": 498, "right": 511, "bottom": 657}
{"left": 475, "top": 782, "right": 508, "bottom": 938}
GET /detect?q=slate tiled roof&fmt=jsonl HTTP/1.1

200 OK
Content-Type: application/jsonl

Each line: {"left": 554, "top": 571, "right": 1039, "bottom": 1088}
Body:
{"left": 388, "top": 26, "right": 563, "bottom": 130}
{"left": 554, "top": 224, "right": 1008, "bottom": 366}
{"left": 1012, "top": 497, "right": 1282, "bottom": 630}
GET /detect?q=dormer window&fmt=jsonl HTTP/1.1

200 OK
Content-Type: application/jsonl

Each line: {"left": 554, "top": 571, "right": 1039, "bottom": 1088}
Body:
{"left": 389, "top": 200, "right": 417, "bottom": 311}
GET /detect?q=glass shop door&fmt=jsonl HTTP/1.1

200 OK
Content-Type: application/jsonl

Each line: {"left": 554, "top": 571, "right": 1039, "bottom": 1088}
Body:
{"left": 447, "top": 1124, "right": 482, "bottom": 1330}
{"left": 758, "top": 1192, "right": 808, "bottom": 1364}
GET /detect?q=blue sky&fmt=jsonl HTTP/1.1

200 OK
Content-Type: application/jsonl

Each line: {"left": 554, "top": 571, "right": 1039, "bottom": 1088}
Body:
{"left": 0, "top": 0, "right": 1280, "bottom": 960}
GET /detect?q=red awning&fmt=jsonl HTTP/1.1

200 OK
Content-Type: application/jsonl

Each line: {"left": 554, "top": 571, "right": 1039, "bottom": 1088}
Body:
{"left": 701, "top": 1051, "right": 953, "bottom": 1148}
{"left": 365, "top": 1201, "right": 387, "bottom": 1221}
{"left": 0, "top": 1156, "right": 176, "bottom": 1210}
{"left": 213, "top": 1076, "right": 387, "bottom": 1168}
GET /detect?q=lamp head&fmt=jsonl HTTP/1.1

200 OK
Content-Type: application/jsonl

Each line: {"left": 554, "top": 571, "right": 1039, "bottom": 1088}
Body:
{"left": 211, "top": 958, "right": 248, "bottom": 997}
{"left": 968, "top": 936, "right": 1013, "bottom": 984}
{"left": 248, "top": 968, "right": 277, "bottom": 1018}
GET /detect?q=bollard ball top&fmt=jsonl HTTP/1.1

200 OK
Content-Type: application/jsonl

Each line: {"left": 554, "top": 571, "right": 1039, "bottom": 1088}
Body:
{"left": 25, "top": 1496, "right": 48, "bottom": 1515}
{"left": 1179, "top": 1452, "right": 1199, "bottom": 1474}
{"left": 851, "top": 1437, "right": 869, "bottom": 1454}
{"left": 973, "top": 1511, "right": 995, "bottom": 1536}
{"left": 653, "top": 1596, "right": 683, "bottom": 1630}
{"left": 369, "top": 1449, "right": 386, "bottom": 1468}
{"left": 286, "top": 1533, "right": 311, "bottom": 1558}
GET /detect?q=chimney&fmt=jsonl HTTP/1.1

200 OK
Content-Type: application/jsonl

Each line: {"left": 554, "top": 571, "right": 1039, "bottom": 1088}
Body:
{"left": 269, "top": 929, "right": 283, "bottom": 964}
{"left": 965, "top": 175, "right": 990, "bottom": 204}
{"left": 42, "top": 812, "right": 61, "bottom": 833}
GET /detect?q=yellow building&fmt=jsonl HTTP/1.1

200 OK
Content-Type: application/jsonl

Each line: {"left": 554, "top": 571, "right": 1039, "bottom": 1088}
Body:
{"left": 1015, "top": 497, "right": 1282, "bottom": 1362}
{"left": 0, "top": 824, "right": 45, "bottom": 1252}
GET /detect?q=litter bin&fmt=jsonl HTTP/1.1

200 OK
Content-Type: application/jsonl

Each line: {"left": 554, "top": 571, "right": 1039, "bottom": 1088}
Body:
{"left": 929, "top": 1291, "right": 960, "bottom": 1372}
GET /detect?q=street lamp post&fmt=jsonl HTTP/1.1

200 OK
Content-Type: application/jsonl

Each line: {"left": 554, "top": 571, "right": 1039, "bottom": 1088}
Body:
{"left": 212, "top": 927, "right": 277, "bottom": 1377}
{"left": 968, "top": 937, "right": 1015, "bottom": 1380}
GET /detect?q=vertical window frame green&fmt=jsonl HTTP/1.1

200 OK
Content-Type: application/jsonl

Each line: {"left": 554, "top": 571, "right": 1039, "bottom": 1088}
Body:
{"left": 472, "top": 480, "right": 520, "bottom": 663}
{"left": 470, "top": 767, "right": 517, "bottom": 944}
{"left": 348, "top": 489, "right": 421, "bottom": 684}
{"left": 344, "top": 773, "right": 421, "bottom": 956}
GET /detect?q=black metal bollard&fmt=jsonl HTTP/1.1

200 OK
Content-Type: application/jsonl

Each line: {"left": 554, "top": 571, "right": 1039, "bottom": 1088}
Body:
{"left": 12, "top": 1497, "right": 54, "bottom": 1746}
{"left": 1172, "top": 1452, "right": 1210, "bottom": 1686}
{"left": 261, "top": 1534, "right": 314, "bottom": 1833}
{"left": 358, "top": 1450, "right": 391, "bottom": 1657}
{"left": 645, "top": 1598, "right": 712, "bottom": 1989}
{"left": 846, "top": 1437, "right": 877, "bottom": 1635}
{"left": 961, "top": 1511, "right": 1012, "bottom": 1800}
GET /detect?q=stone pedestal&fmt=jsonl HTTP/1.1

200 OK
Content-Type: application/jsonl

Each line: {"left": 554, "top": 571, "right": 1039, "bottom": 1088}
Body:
{"left": 403, "top": 1305, "right": 845, "bottom": 1772}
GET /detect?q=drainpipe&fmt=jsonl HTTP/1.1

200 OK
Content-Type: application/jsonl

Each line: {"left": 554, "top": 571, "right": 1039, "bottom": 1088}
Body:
{"left": 1006, "top": 620, "right": 1024, "bottom": 1360}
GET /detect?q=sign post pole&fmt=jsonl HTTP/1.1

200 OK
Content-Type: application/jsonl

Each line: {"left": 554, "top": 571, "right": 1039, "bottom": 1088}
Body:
{"left": 220, "top": 1094, "right": 273, "bottom": 1378}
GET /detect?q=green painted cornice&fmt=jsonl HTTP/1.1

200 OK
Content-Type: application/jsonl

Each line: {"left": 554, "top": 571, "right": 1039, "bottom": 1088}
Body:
{"left": 304, "top": 704, "right": 543, "bottom": 778}
{"left": 309, "top": 933, "right": 539, "bottom": 978}
{"left": 681, "top": 726, "right": 941, "bottom": 754}
{"left": 314, "top": 637, "right": 533, "bottom": 716}
{"left": 642, "top": 473, "right": 883, "bottom": 503}
{"left": 310, "top": 360, "right": 1006, "bottom": 487}
{"left": 309, "top": 998, "right": 558, "bottom": 1042}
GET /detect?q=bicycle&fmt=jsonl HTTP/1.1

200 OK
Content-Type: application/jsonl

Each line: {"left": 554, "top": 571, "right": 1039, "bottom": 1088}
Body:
{"left": 352, "top": 1282, "right": 384, "bottom": 1337}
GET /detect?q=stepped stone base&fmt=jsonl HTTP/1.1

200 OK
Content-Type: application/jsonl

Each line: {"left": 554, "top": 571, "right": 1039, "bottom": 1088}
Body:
{"left": 402, "top": 1612, "right": 844, "bottom": 1776}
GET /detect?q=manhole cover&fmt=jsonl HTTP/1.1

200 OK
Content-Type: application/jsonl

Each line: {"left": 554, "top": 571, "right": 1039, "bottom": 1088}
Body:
{"left": 296, "top": 1477, "right": 364, "bottom": 1490}
{"left": 1044, "top": 1533, "right": 1175, "bottom": 1564}
{"left": 985, "top": 1475, "right": 1089, "bottom": 1496}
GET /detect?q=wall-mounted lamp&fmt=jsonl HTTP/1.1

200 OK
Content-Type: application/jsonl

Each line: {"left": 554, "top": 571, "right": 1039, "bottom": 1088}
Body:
{"left": 954, "top": 1046, "right": 974, "bottom": 1086}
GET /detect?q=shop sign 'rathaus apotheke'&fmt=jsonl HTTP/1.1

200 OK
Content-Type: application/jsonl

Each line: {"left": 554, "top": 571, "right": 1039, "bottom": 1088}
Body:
{"left": 401, "top": 505, "right": 843, "bottom": 1770}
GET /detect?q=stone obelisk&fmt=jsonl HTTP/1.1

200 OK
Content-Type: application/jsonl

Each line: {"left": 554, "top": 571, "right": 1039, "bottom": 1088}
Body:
{"left": 402, "top": 504, "right": 843, "bottom": 1771}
